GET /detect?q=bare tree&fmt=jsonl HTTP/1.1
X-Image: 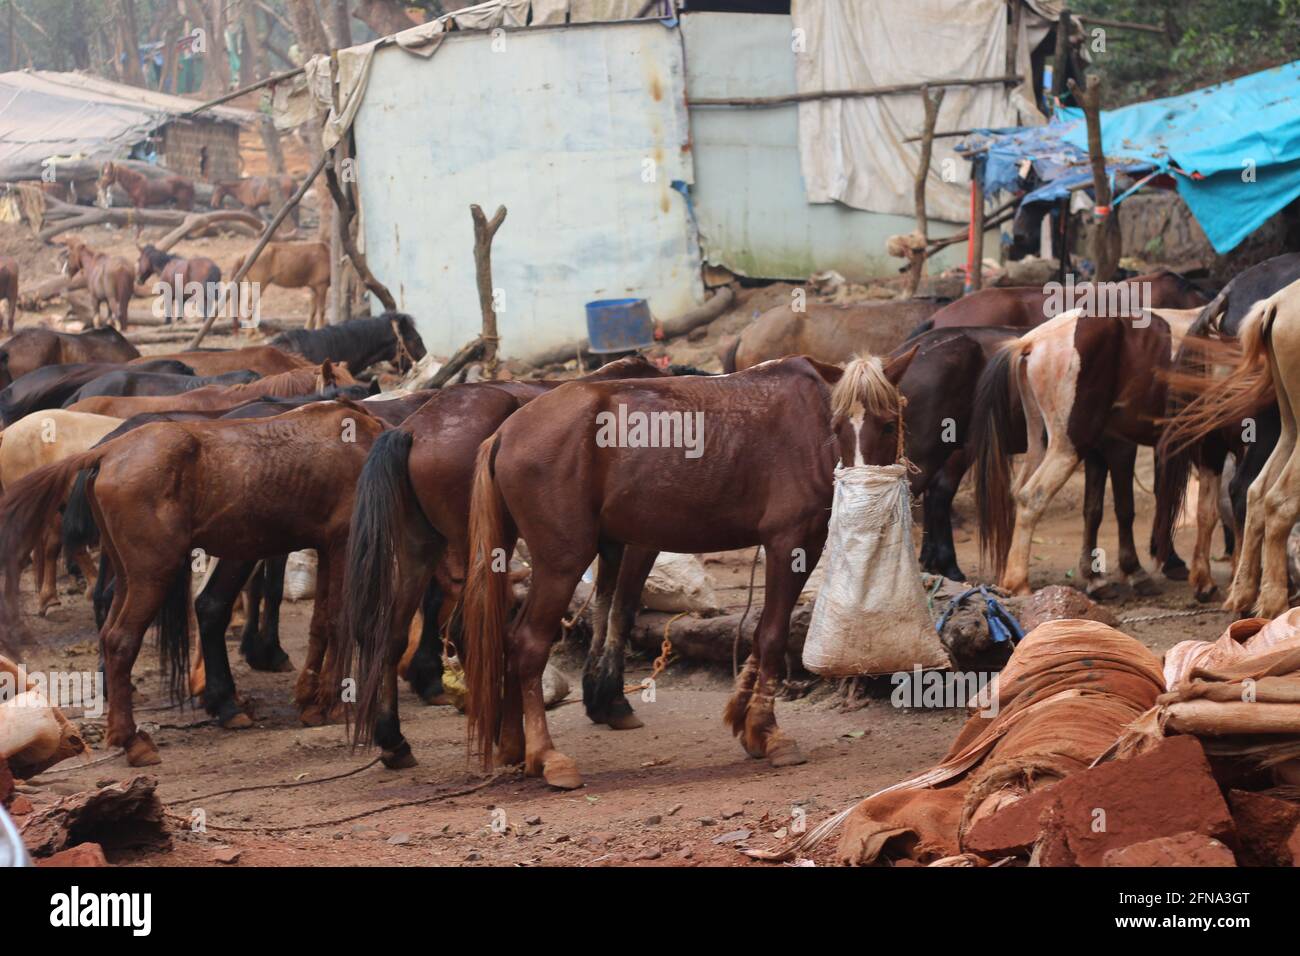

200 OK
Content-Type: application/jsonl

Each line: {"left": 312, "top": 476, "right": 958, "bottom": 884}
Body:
{"left": 118, "top": 0, "right": 146, "bottom": 85}
{"left": 351, "top": 0, "right": 418, "bottom": 36}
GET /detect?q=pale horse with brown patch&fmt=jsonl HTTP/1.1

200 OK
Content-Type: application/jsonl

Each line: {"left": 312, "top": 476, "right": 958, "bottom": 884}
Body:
{"left": 0, "top": 409, "right": 122, "bottom": 614}
{"left": 972, "top": 307, "right": 1200, "bottom": 596}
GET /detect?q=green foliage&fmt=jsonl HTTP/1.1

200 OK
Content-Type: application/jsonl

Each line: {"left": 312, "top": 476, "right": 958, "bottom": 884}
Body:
{"left": 1075, "top": 0, "right": 1300, "bottom": 104}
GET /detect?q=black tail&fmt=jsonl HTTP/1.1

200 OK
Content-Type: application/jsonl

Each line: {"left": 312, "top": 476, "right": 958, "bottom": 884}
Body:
{"left": 970, "top": 343, "right": 1023, "bottom": 577}
{"left": 904, "top": 317, "right": 936, "bottom": 342}
{"left": 155, "top": 559, "right": 192, "bottom": 705}
{"left": 61, "top": 467, "right": 101, "bottom": 566}
{"left": 344, "top": 428, "right": 431, "bottom": 746}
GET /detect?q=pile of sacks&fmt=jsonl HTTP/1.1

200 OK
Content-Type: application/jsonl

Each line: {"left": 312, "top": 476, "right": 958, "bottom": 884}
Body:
{"left": 821, "top": 613, "right": 1300, "bottom": 866}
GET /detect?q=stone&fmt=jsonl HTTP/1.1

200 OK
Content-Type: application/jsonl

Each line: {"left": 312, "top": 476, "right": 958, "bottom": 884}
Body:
{"left": 643, "top": 814, "right": 662, "bottom": 826}
{"left": 212, "top": 847, "right": 242, "bottom": 864}
{"left": 35, "top": 842, "right": 109, "bottom": 868}
{"left": 1103, "top": 832, "right": 1236, "bottom": 867}
{"left": 964, "top": 785, "right": 1059, "bottom": 858}
{"left": 1014, "top": 585, "right": 1119, "bottom": 633}
{"left": 1035, "top": 736, "right": 1234, "bottom": 867}
{"left": 1227, "top": 790, "right": 1300, "bottom": 867}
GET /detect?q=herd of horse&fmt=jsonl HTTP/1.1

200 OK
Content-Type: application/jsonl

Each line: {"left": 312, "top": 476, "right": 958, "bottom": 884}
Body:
{"left": 0, "top": 254, "right": 1298, "bottom": 793}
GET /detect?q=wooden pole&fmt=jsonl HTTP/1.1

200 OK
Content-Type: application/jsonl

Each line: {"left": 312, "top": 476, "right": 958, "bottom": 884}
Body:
{"left": 1051, "top": 8, "right": 1071, "bottom": 103}
{"left": 1068, "top": 74, "right": 1120, "bottom": 281}
{"left": 1006, "top": 0, "right": 1022, "bottom": 79}
{"left": 969, "top": 159, "right": 987, "bottom": 292}
{"left": 906, "top": 86, "right": 944, "bottom": 297}
{"left": 688, "top": 74, "right": 1020, "bottom": 109}
{"left": 186, "top": 150, "right": 327, "bottom": 348}
{"left": 322, "top": 151, "right": 397, "bottom": 313}
{"left": 471, "top": 203, "right": 507, "bottom": 379}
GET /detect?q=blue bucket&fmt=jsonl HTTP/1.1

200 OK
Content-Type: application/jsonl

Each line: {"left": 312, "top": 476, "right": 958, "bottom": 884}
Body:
{"left": 585, "top": 298, "right": 655, "bottom": 354}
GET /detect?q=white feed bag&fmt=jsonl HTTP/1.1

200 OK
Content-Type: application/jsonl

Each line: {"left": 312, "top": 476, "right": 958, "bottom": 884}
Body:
{"left": 802, "top": 464, "right": 947, "bottom": 676}
{"left": 284, "top": 549, "right": 318, "bottom": 602}
{"left": 642, "top": 551, "right": 721, "bottom": 614}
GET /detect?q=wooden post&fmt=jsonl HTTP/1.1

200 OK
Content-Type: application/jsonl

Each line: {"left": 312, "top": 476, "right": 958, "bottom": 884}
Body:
{"left": 969, "top": 158, "right": 987, "bottom": 292}
{"left": 186, "top": 150, "right": 328, "bottom": 348}
{"left": 471, "top": 204, "right": 507, "bottom": 379}
{"left": 906, "top": 86, "right": 944, "bottom": 297}
{"left": 322, "top": 150, "right": 397, "bottom": 312}
{"left": 1005, "top": 0, "right": 1022, "bottom": 79}
{"left": 1051, "top": 7, "right": 1071, "bottom": 104}
{"left": 1069, "top": 74, "right": 1120, "bottom": 281}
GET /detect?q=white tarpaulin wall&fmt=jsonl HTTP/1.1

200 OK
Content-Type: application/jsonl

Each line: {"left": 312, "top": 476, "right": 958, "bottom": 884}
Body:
{"left": 791, "top": 0, "right": 1046, "bottom": 221}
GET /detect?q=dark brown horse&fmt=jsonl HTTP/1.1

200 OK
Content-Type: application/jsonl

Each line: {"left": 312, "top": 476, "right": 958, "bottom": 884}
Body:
{"left": 211, "top": 176, "right": 296, "bottom": 215}
{"left": 457, "top": 353, "right": 914, "bottom": 788}
{"left": 912, "top": 270, "right": 1207, "bottom": 337}
{"left": 0, "top": 401, "right": 386, "bottom": 765}
{"left": 136, "top": 245, "right": 222, "bottom": 326}
{"left": 62, "top": 236, "right": 134, "bottom": 331}
{"left": 67, "top": 361, "right": 352, "bottom": 417}
{"left": 0, "top": 358, "right": 193, "bottom": 425}
{"left": 0, "top": 256, "right": 17, "bottom": 333}
{"left": 98, "top": 162, "right": 194, "bottom": 210}
{"left": 270, "top": 314, "right": 427, "bottom": 375}
{"left": 344, "top": 359, "right": 688, "bottom": 771}
{"left": 0, "top": 327, "right": 139, "bottom": 388}
{"left": 129, "top": 345, "right": 311, "bottom": 377}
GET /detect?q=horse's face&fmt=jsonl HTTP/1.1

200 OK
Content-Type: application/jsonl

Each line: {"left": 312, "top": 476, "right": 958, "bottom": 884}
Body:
{"left": 135, "top": 247, "right": 154, "bottom": 282}
{"left": 397, "top": 315, "right": 427, "bottom": 363}
{"left": 97, "top": 163, "right": 115, "bottom": 189}
{"left": 830, "top": 347, "right": 918, "bottom": 468}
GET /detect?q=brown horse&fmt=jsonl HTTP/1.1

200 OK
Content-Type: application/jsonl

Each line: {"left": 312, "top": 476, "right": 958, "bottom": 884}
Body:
{"left": 0, "top": 256, "right": 17, "bottom": 333}
{"left": 67, "top": 362, "right": 352, "bottom": 417}
{"left": 136, "top": 245, "right": 222, "bottom": 326}
{"left": 98, "top": 162, "right": 194, "bottom": 210}
{"left": 129, "top": 345, "right": 310, "bottom": 378}
{"left": 232, "top": 241, "right": 330, "bottom": 330}
{"left": 458, "top": 353, "right": 914, "bottom": 788}
{"left": 0, "top": 327, "right": 139, "bottom": 388}
{"left": 723, "top": 299, "right": 942, "bottom": 372}
{"left": 61, "top": 236, "right": 134, "bottom": 332}
{"left": 914, "top": 270, "right": 1207, "bottom": 337}
{"left": 211, "top": 176, "right": 296, "bottom": 215}
{"left": 0, "top": 401, "right": 386, "bottom": 765}
{"left": 972, "top": 309, "right": 1193, "bottom": 596}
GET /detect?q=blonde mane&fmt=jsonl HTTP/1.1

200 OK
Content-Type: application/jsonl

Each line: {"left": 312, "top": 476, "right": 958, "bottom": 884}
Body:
{"left": 830, "top": 354, "right": 903, "bottom": 421}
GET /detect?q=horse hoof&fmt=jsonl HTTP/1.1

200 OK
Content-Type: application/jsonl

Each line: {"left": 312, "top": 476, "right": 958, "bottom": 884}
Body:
{"left": 1130, "top": 574, "right": 1161, "bottom": 598}
{"left": 273, "top": 657, "right": 294, "bottom": 673}
{"left": 299, "top": 705, "right": 326, "bottom": 727}
{"left": 125, "top": 732, "right": 161, "bottom": 767}
{"left": 766, "top": 736, "right": 807, "bottom": 768}
{"left": 422, "top": 692, "right": 452, "bottom": 707}
{"left": 606, "top": 710, "right": 644, "bottom": 731}
{"left": 38, "top": 601, "right": 61, "bottom": 618}
{"left": 221, "top": 713, "right": 253, "bottom": 730}
{"left": 1194, "top": 585, "right": 1221, "bottom": 604}
{"left": 381, "top": 742, "right": 418, "bottom": 770}
{"left": 542, "top": 753, "right": 583, "bottom": 790}
{"left": 1163, "top": 562, "right": 1190, "bottom": 582}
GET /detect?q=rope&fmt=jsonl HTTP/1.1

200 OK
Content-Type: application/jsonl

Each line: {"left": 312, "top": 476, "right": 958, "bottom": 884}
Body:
{"left": 625, "top": 612, "right": 683, "bottom": 694}
{"left": 163, "top": 769, "right": 516, "bottom": 834}
{"left": 390, "top": 318, "right": 416, "bottom": 371}
{"left": 173, "top": 758, "right": 382, "bottom": 805}
{"left": 1118, "top": 606, "right": 1231, "bottom": 625}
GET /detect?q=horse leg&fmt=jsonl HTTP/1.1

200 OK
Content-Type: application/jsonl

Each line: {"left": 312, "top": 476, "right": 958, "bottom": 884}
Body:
{"left": 595, "top": 546, "right": 656, "bottom": 730}
{"left": 1003, "top": 441, "right": 1079, "bottom": 595}
{"left": 925, "top": 451, "right": 966, "bottom": 581}
{"left": 1105, "top": 440, "right": 1154, "bottom": 595}
{"left": 510, "top": 564, "right": 588, "bottom": 788}
{"left": 241, "top": 555, "right": 292, "bottom": 672}
{"left": 735, "top": 530, "right": 822, "bottom": 767}
{"left": 406, "top": 577, "right": 448, "bottom": 703}
{"left": 1257, "top": 331, "right": 1300, "bottom": 618}
{"left": 1078, "top": 450, "right": 1108, "bottom": 595}
{"left": 301, "top": 549, "right": 350, "bottom": 724}
{"left": 1226, "top": 429, "right": 1292, "bottom": 615}
{"left": 194, "top": 559, "right": 256, "bottom": 728}
{"left": 1190, "top": 462, "right": 1223, "bottom": 602}
{"left": 581, "top": 548, "right": 618, "bottom": 725}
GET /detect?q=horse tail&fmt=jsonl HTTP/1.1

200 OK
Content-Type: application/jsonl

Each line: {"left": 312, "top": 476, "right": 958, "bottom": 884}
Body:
{"left": 346, "top": 428, "right": 421, "bottom": 747}
{"left": 61, "top": 466, "right": 101, "bottom": 564}
{"left": 721, "top": 336, "right": 742, "bottom": 374}
{"left": 155, "top": 558, "right": 191, "bottom": 704}
{"left": 0, "top": 448, "right": 109, "bottom": 625}
{"left": 462, "top": 435, "right": 510, "bottom": 771}
{"left": 1159, "top": 296, "right": 1278, "bottom": 462}
{"left": 971, "top": 340, "right": 1026, "bottom": 578}
{"left": 904, "top": 317, "right": 936, "bottom": 342}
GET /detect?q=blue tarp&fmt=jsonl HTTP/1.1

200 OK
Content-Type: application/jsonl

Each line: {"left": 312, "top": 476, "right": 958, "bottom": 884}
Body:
{"left": 960, "top": 61, "right": 1300, "bottom": 253}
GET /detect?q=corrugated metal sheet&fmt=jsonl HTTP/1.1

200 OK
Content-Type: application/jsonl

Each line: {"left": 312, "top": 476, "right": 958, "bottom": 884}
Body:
{"left": 350, "top": 20, "right": 702, "bottom": 359}
{"left": 681, "top": 12, "right": 971, "bottom": 282}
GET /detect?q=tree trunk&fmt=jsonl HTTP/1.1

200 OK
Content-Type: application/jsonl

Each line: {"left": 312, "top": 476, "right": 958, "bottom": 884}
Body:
{"left": 352, "top": 0, "right": 420, "bottom": 36}
{"left": 1068, "top": 74, "right": 1121, "bottom": 282}
{"left": 118, "top": 0, "right": 146, "bottom": 86}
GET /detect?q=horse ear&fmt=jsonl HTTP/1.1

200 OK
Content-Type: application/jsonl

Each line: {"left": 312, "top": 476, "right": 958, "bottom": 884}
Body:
{"left": 883, "top": 344, "right": 920, "bottom": 386}
{"left": 321, "top": 359, "right": 336, "bottom": 384}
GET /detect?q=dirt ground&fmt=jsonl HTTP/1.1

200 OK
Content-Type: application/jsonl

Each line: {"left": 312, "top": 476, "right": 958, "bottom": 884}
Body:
{"left": 11, "top": 454, "right": 1237, "bottom": 868}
